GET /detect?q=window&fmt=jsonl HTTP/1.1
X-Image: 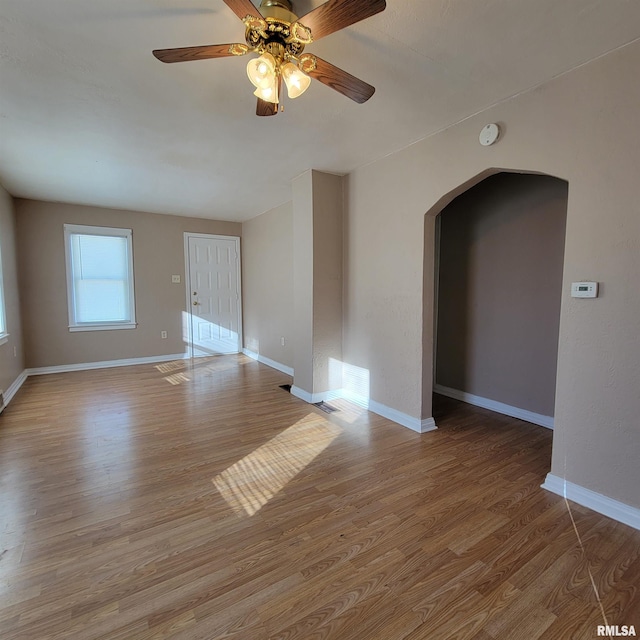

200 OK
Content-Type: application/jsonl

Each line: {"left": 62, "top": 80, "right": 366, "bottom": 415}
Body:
{"left": 64, "top": 224, "right": 136, "bottom": 331}
{"left": 0, "top": 235, "right": 6, "bottom": 344}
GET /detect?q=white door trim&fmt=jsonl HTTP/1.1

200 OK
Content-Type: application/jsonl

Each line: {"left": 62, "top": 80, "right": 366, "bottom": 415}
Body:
{"left": 183, "top": 233, "right": 242, "bottom": 358}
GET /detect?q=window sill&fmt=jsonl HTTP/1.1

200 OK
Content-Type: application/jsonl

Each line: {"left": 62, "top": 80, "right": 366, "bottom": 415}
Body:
{"left": 69, "top": 323, "right": 137, "bottom": 332}
{"left": 0, "top": 333, "right": 8, "bottom": 346}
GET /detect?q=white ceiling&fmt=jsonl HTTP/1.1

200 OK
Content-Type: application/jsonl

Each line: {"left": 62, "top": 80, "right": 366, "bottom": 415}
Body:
{"left": 1, "top": 0, "right": 639, "bottom": 222}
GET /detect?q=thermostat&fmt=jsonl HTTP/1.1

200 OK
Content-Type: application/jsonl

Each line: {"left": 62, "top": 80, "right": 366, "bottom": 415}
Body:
{"left": 571, "top": 282, "right": 598, "bottom": 298}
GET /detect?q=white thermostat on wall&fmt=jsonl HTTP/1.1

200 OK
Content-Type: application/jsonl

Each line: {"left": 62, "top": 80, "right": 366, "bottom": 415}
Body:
{"left": 479, "top": 123, "right": 500, "bottom": 146}
{"left": 571, "top": 282, "right": 599, "bottom": 298}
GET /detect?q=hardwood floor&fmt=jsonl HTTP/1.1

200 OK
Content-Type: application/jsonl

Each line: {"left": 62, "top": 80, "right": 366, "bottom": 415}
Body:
{"left": 0, "top": 355, "right": 638, "bottom": 639}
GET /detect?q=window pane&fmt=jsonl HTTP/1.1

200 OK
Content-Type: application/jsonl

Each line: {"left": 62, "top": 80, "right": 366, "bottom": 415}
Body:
{"left": 76, "top": 280, "right": 128, "bottom": 322}
{"left": 75, "top": 235, "right": 128, "bottom": 280}
{"left": 67, "top": 229, "right": 134, "bottom": 326}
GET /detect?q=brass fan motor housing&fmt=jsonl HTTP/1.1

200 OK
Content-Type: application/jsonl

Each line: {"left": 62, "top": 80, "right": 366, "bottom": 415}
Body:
{"left": 244, "top": 0, "right": 311, "bottom": 59}
{"left": 260, "top": 0, "right": 296, "bottom": 22}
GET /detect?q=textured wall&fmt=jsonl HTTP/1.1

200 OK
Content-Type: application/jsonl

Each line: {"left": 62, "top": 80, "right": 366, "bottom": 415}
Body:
{"left": 292, "top": 170, "right": 344, "bottom": 395}
{"left": 435, "top": 173, "right": 567, "bottom": 417}
{"left": 311, "top": 171, "right": 344, "bottom": 395}
{"left": 344, "top": 40, "right": 640, "bottom": 508}
{"left": 0, "top": 185, "right": 25, "bottom": 395}
{"left": 241, "top": 201, "right": 294, "bottom": 369}
{"left": 15, "top": 200, "right": 241, "bottom": 368}
{"left": 292, "top": 172, "right": 315, "bottom": 392}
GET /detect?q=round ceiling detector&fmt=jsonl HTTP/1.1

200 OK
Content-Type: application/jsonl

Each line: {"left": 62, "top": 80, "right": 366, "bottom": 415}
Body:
{"left": 479, "top": 123, "right": 500, "bottom": 146}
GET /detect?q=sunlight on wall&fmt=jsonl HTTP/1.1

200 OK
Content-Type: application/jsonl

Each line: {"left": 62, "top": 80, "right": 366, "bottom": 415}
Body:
{"left": 329, "top": 358, "right": 371, "bottom": 407}
{"left": 328, "top": 357, "right": 343, "bottom": 393}
{"left": 213, "top": 414, "right": 341, "bottom": 516}
{"left": 245, "top": 336, "right": 259, "bottom": 353}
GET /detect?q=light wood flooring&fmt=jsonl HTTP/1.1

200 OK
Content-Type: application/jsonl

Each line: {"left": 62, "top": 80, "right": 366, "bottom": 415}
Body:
{"left": 0, "top": 355, "right": 638, "bottom": 639}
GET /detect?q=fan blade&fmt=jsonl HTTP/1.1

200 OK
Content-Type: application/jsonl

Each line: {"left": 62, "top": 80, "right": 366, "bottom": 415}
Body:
{"left": 303, "top": 55, "right": 374, "bottom": 103}
{"left": 298, "top": 0, "right": 386, "bottom": 42}
{"left": 153, "top": 43, "right": 249, "bottom": 63}
{"left": 256, "top": 98, "right": 278, "bottom": 116}
{"left": 223, "top": 0, "right": 261, "bottom": 21}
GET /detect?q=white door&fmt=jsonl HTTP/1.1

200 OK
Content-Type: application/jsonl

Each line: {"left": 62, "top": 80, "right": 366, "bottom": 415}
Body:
{"left": 185, "top": 234, "right": 242, "bottom": 356}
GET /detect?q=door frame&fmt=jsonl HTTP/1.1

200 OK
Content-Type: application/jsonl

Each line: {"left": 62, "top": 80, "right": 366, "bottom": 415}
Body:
{"left": 183, "top": 232, "right": 243, "bottom": 358}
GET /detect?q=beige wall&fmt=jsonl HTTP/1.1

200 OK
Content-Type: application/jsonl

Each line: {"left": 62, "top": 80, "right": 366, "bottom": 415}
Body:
{"left": 292, "top": 172, "right": 315, "bottom": 392}
{"left": 241, "top": 201, "right": 294, "bottom": 369}
{"left": 311, "top": 171, "right": 344, "bottom": 394}
{"left": 291, "top": 171, "right": 344, "bottom": 396}
{"left": 344, "top": 39, "right": 640, "bottom": 508}
{"left": 15, "top": 199, "right": 240, "bottom": 368}
{"left": 436, "top": 173, "right": 567, "bottom": 417}
{"left": 0, "top": 185, "right": 25, "bottom": 396}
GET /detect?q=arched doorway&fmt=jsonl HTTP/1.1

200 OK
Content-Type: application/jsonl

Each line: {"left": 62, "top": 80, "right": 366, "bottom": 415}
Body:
{"left": 425, "top": 170, "right": 568, "bottom": 428}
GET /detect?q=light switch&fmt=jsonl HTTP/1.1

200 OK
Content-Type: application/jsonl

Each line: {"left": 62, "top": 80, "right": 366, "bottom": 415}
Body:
{"left": 171, "top": 275, "right": 181, "bottom": 284}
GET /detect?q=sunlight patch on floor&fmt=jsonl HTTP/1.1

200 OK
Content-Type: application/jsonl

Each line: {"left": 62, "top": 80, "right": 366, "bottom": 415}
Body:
{"left": 155, "top": 360, "right": 188, "bottom": 374}
{"left": 213, "top": 414, "right": 341, "bottom": 516}
{"left": 164, "top": 372, "right": 191, "bottom": 386}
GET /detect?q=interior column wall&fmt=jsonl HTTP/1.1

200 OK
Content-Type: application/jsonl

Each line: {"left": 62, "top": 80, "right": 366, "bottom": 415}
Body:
{"left": 292, "top": 170, "right": 343, "bottom": 399}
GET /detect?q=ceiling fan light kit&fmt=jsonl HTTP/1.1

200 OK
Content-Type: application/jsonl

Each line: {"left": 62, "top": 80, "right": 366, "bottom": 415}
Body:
{"left": 281, "top": 61, "right": 311, "bottom": 98}
{"left": 247, "top": 51, "right": 276, "bottom": 87}
{"left": 152, "top": 0, "right": 387, "bottom": 116}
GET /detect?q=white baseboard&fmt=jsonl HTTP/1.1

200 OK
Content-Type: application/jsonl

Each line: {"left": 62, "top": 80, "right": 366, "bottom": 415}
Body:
{"left": 368, "top": 398, "right": 437, "bottom": 433}
{"left": 242, "top": 349, "right": 294, "bottom": 376}
{"left": 420, "top": 417, "right": 438, "bottom": 433}
{"left": 322, "top": 388, "right": 437, "bottom": 434}
{"left": 542, "top": 473, "right": 640, "bottom": 531}
{"left": 26, "top": 353, "right": 190, "bottom": 376}
{"left": 434, "top": 384, "right": 554, "bottom": 429}
{"left": 4, "top": 370, "right": 28, "bottom": 407}
{"left": 290, "top": 385, "right": 342, "bottom": 404}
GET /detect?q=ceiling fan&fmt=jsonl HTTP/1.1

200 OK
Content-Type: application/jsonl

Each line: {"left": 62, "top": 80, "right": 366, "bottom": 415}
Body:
{"left": 152, "top": 0, "right": 386, "bottom": 116}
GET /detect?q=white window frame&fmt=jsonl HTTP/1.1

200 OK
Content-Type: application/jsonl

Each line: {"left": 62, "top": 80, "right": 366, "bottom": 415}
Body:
{"left": 64, "top": 224, "right": 137, "bottom": 332}
{"left": 0, "top": 234, "right": 7, "bottom": 345}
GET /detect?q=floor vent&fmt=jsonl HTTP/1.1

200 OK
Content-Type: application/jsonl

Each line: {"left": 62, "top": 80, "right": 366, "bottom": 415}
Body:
{"left": 279, "top": 384, "right": 292, "bottom": 392}
{"left": 314, "top": 401, "right": 338, "bottom": 414}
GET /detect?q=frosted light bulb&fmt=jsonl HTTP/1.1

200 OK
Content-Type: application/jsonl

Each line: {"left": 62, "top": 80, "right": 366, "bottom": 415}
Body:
{"left": 247, "top": 53, "right": 276, "bottom": 89}
{"left": 281, "top": 62, "right": 311, "bottom": 99}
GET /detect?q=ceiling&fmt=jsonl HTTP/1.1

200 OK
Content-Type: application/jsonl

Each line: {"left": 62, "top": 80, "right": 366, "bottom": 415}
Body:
{"left": 1, "top": 0, "right": 639, "bottom": 222}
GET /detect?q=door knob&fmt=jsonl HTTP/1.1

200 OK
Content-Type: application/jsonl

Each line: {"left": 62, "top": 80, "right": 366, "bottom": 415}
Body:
{"left": 193, "top": 301, "right": 200, "bottom": 306}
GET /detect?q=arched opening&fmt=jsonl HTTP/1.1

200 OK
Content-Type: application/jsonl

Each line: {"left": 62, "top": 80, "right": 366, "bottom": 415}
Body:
{"left": 425, "top": 170, "right": 568, "bottom": 430}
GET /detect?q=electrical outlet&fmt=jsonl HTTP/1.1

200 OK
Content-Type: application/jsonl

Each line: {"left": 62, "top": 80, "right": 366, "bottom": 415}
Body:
{"left": 171, "top": 275, "right": 181, "bottom": 284}
{"left": 281, "top": 337, "right": 286, "bottom": 346}
{"left": 161, "top": 331, "right": 168, "bottom": 339}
